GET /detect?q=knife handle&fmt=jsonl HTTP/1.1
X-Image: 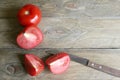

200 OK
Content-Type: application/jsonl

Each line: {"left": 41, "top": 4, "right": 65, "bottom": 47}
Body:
{"left": 87, "top": 61, "right": 120, "bottom": 77}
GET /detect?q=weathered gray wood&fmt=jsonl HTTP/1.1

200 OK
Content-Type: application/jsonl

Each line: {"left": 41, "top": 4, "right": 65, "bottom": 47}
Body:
{"left": 0, "top": 0, "right": 120, "bottom": 80}
{"left": 0, "top": 18, "right": 120, "bottom": 48}
{"left": 0, "top": 49, "right": 120, "bottom": 80}
{"left": 0, "top": 0, "right": 120, "bottom": 18}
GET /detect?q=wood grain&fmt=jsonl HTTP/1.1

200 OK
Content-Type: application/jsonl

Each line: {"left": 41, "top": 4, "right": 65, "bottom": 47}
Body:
{"left": 0, "top": 0, "right": 120, "bottom": 80}
{"left": 0, "top": 0, "right": 120, "bottom": 18}
{"left": 0, "top": 18, "right": 120, "bottom": 48}
{"left": 0, "top": 49, "right": 120, "bottom": 80}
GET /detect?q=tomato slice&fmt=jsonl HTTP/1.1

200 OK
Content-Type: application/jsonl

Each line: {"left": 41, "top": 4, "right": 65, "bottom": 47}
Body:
{"left": 46, "top": 52, "right": 70, "bottom": 74}
{"left": 16, "top": 26, "right": 43, "bottom": 50}
{"left": 24, "top": 54, "right": 44, "bottom": 76}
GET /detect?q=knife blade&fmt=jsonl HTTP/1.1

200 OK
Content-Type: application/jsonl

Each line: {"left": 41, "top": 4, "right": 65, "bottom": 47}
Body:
{"left": 47, "top": 52, "right": 120, "bottom": 77}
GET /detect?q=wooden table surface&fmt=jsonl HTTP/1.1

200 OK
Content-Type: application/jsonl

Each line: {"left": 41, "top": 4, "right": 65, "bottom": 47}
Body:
{"left": 1, "top": 0, "right": 120, "bottom": 80}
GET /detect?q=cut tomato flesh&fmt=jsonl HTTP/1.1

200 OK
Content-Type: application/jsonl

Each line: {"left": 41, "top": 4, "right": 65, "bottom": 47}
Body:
{"left": 50, "top": 56, "right": 70, "bottom": 74}
{"left": 17, "top": 26, "right": 43, "bottom": 50}
{"left": 46, "top": 52, "right": 70, "bottom": 74}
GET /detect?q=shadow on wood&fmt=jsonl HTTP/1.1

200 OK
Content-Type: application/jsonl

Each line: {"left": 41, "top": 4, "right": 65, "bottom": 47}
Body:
{"left": 3, "top": 6, "right": 23, "bottom": 48}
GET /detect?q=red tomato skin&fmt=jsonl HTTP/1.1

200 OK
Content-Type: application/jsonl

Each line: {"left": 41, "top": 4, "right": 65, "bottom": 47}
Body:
{"left": 16, "top": 26, "right": 43, "bottom": 50}
{"left": 46, "top": 52, "right": 70, "bottom": 74}
{"left": 24, "top": 54, "right": 44, "bottom": 76}
{"left": 17, "top": 4, "right": 42, "bottom": 26}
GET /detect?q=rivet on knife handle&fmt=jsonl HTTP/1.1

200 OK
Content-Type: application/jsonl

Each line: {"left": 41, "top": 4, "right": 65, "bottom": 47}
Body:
{"left": 88, "top": 61, "right": 120, "bottom": 77}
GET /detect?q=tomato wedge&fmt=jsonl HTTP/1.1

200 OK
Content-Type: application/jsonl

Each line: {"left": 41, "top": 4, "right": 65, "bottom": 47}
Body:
{"left": 24, "top": 54, "right": 44, "bottom": 76}
{"left": 46, "top": 52, "right": 70, "bottom": 74}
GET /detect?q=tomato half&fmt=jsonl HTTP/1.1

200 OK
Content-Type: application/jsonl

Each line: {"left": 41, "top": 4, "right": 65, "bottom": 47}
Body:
{"left": 16, "top": 26, "right": 43, "bottom": 50}
{"left": 17, "top": 4, "right": 42, "bottom": 26}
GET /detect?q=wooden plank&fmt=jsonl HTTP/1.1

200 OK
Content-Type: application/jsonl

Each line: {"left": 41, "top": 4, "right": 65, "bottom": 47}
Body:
{"left": 0, "top": 18, "right": 120, "bottom": 48}
{"left": 0, "top": 48, "right": 120, "bottom": 80}
{"left": 0, "top": 0, "right": 120, "bottom": 18}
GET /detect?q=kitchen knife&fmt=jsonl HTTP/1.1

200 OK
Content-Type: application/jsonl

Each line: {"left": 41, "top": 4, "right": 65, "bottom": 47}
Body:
{"left": 48, "top": 52, "right": 120, "bottom": 77}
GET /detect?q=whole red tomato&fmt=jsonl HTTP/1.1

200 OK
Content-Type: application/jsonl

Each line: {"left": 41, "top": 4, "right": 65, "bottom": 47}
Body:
{"left": 17, "top": 4, "right": 42, "bottom": 26}
{"left": 16, "top": 26, "right": 43, "bottom": 50}
{"left": 24, "top": 54, "right": 44, "bottom": 76}
{"left": 46, "top": 52, "right": 70, "bottom": 74}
